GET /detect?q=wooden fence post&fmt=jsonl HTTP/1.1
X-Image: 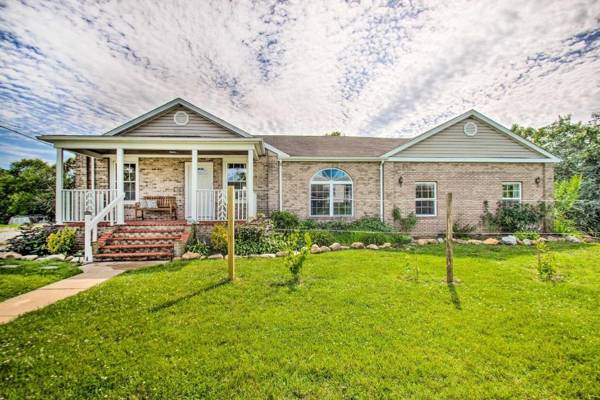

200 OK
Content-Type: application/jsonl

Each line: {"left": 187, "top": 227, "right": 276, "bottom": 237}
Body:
{"left": 227, "top": 185, "right": 236, "bottom": 281}
{"left": 446, "top": 192, "right": 454, "bottom": 284}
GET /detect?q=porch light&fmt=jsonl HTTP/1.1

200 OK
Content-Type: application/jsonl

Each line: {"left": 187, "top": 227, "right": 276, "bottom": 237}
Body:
{"left": 535, "top": 177, "right": 541, "bottom": 185}
{"left": 398, "top": 176, "right": 403, "bottom": 186}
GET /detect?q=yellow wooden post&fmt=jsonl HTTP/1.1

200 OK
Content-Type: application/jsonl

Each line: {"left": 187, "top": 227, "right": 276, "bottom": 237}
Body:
{"left": 227, "top": 185, "right": 236, "bottom": 280}
{"left": 446, "top": 192, "right": 454, "bottom": 284}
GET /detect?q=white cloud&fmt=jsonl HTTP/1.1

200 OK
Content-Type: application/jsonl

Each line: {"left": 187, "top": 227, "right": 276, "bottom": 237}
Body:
{"left": 0, "top": 0, "right": 598, "bottom": 161}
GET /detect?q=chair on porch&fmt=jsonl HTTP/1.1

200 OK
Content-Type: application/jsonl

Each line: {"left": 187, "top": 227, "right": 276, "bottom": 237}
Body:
{"left": 135, "top": 196, "right": 177, "bottom": 220}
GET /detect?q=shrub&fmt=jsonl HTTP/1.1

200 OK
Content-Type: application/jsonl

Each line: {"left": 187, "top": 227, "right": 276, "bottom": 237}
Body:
{"left": 235, "top": 224, "right": 285, "bottom": 256}
{"left": 482, "top": 201, "right": 546, "bottom": 233}
{"left": 553, "top": 176, "right": 582, "bottom": 234}
{"left": 453, "top": 217, "right": 477, "bottom": 238}
{"left": 536, "top": 242, "right": 557, "bottom": 281}
{"left": 390, "top": 233, "right": 412, "bottom": 246}
{"left": 355, "top": 232, "right": 388, "bottom": 246}
{"left": 307, "top": 230, "right": 335, "bottom": 246}
{"left": 186, "top": 240, "right": 210, "bottom": 255}
{"left": 210, "top": 224, "right": 228, "bottom": 254}
{"left": 515, "top": 231, "right": 541, "bottom": 241}
{"left": 270, "top": 211, "right": 299, "bottom": 231}
{"left": 8, "top": 224, "right": 57, "bottom": 255}
{"left": 46, "top": 227, "right": 78, "bottom": 255}
{"left": 392, "top": 208, "right": 417, "bottom": 232}
{"left": 349, "top": 217, "right": 392, "bottom": 232}
{"left": 284, "top": 231, "right": 311, "bottom": 283}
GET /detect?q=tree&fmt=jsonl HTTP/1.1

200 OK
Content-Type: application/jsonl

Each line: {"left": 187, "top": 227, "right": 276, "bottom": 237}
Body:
{"left": 325, "top": 131, "right": 342, "bottom": 136}
{"left": 512, "top": 116, "right": 600, "bottom": 234}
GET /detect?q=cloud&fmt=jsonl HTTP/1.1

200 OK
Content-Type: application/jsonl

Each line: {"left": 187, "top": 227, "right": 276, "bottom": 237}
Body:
{"left": 0, "top": 0, "right": 598, "bottom": 167}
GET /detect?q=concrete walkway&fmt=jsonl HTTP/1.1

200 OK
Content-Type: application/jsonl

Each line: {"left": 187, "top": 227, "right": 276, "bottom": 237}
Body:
{"left": 0, "top": 261, "right": 163, "bottom": 324}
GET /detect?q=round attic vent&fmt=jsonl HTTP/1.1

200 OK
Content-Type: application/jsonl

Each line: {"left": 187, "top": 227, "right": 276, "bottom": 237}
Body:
{"left": 463, "top": 121, "right": 477, "bottom": 136}
{"left": 174, "top": 110, "right": 189, "bottom": 126}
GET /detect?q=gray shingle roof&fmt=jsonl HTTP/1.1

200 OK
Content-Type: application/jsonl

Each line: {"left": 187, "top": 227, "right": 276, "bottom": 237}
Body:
{"left": 258, "top": 135, "right": 409, "bottom": 157}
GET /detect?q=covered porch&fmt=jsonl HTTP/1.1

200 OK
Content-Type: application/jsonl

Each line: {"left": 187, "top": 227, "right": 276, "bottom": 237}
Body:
{"left": 45, "top": 136, "right": 264, "bottom": 225}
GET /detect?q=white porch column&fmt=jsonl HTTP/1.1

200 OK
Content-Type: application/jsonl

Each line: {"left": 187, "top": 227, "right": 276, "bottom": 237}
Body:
{"left": 55, "top": 148, "right": 64, "bottom": 224}
{"left": 190, "top": 149, "right": 198, "bottom": 221}
{"left": 247, "top": 148, "right": 255, "bottom": 219}
{"left": 116, "top": 147, "right": 125, "bottom": 224}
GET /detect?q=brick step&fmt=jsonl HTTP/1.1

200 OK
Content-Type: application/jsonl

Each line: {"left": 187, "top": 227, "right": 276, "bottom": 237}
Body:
{"left": 100, "top": 243, "right": 174, "bottom": 250}
{"left": 105, "top": 238, "right": 177, "bottom": 246}
{"left": 94, "top": 251, "right": 173, "bottom": 260}
{"left": 115, "top": 228, "right": 185, "bottom": 234}
{"left": 109, "top": 235, "right": 182, "bottom": 241}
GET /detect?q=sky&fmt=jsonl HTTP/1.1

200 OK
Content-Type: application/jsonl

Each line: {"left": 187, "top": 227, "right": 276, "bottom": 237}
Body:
{"left": 1, "top": 0, "right": 599, "bottom": 167}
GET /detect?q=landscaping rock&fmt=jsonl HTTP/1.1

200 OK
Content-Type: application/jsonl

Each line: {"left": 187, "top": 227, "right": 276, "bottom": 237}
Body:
{"left": 310, "top": 244, "right": 321, "bottom": 254}
{"left": 437, "top": 238, "right": 444, "bottom": 244}
{"left": 452, "top": 238, "right": 469, "bottom": 244}
{"left": 482, "top": 238, "right": 499, "bottom": 245}
{"left": 259, "top": 253, "right": 276, "bottom": 258}
{"left": 65, "top": 256, "right": 73, "bottom": 262}
{"left": 366, "top": 244, "right": 379, "bottom": 250}
{"left": 329, "top": 243, "right": 342, "bottom": 251}
{"left": 522, "top": 239, "right": 532, "bottom": 246}
{"left": 207, "top": 253, "right": 223, "bottom": 260}
{"left": 0, "top": 251, "right": 22, "bottom": 260}
{"left": 22, "top": 254, "right": 39, "bottom": 261}
{"left": 565, "top": 235, "right": 581, "bottom": 243}
{"left": 340, "top": 245, "right": 350, "bottom": 250}
{"left": 467, "top": 239, "right": 483, "bottom": 245}
{"left": 182, "top": 252, "right": 202, "bottom": 260}
{"left": 501, "top": 235, "right": 517, "bottom": 245}
{"left": 70, "top": 257, "right": 84, "bottom": 263}
{"left": 351, "top": 242, "right": 364, "bottom": 249}
{"left": 38, "top": 254, "right": 66, "bottom": 262}
{"left": 319, "top": 246, "right": 331, "bottom": 253}
{"left": 416, "top": 239, "right": 429, "bottom": 245}
{"left": 275, "top": 250, "right": 289, "bottom": 257}
{"left": 427, "top": 238, "right": 438, "bottom": 244}
{"left": 380, "top": 242, "right": 391, "bottom": 249}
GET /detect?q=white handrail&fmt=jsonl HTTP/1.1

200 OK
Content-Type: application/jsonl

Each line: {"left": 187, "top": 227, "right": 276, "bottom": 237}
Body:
{"left": 195, "top": 189, "right": 252, "bottom": 221}
{"left": 84, "top": 193, "right": 124, "bottom": 262}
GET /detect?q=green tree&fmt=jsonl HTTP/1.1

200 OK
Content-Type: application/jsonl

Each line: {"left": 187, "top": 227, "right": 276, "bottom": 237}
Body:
{"left": 512, "top": 115, "right": 600, "bottom": 234}
{"left": 325, "top": 131, "right": 342, "bottom": 136}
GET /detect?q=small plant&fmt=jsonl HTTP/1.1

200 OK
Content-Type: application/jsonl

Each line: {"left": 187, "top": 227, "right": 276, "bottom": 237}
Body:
{"left": 392, "top": 208, "right": 417, "bottom": 232}
{"left": 536, "top": 242, "right": 557, "bottom": 281}
{"left": 210, "top": 224, "right": 228, "bottom": 254}
{"left": 453, "top": 216, "right": 477, "bottom": 238}
{"left": 270, "top": 211, "right": 299, "bottom": 231}
{"left": 355, "top": 232, "right": 388, "bottom": 246}
{"left": 186, "top": 240, "right": 210, "bottom": 255}
{"left": 515, "top": 230, "right": 541, "bottom": 241}
{"left": 284, "top": 231, "right": 311, "bottom": 283}
{"left": 390, "top": 233, "right": 412, "bottom": 246}
{"left": 309, "top": 230, "right": 335, "bottom": 246}
{"left": 46, "top": 227, "right": 78, "bottom": 255}
{"left": 8, "top": 224, "right": 58, "bottom": 256}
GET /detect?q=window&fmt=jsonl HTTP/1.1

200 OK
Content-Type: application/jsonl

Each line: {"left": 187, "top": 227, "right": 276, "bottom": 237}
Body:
{"left": 502, "top": 182, "right": 521, "bottom": 205}
{"left": 227, "top": 163, "right": 246, "bottom": 190}
{"left": 415, "top": 182, "right": 436, "bottom": 216}
{"left": 123, "top": 163, "right": 137, "bottom": 201}
{"left": 310, "top": 168, "right": 353, "bottom": 217}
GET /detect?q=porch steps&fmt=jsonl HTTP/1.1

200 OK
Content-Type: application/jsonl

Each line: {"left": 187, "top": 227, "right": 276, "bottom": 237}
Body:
{"left": 94, "top": 221, "right": 188, "bottom": 261}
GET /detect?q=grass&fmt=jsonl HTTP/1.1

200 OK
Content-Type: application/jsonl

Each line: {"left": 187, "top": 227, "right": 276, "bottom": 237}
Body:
{"left": 0, "top": 224, "right": 20, "bottom": 230}
{"left": 1, "top": 243, "right": 599, "bottom": 399}
{"left": 0, "top": 259, "right": 81, "bottom": 301}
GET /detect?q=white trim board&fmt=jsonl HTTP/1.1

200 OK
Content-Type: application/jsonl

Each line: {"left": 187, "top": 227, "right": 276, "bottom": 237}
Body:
{"left": 382, "top": 109, "right": 561, "bottom": 162}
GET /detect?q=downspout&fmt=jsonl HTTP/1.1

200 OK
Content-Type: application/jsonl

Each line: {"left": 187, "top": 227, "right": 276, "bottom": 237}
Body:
{"left": 278, "top": 159, "right": 283, "bottom": 211}
{"left": 379, "top": 160, "right": 385, "bottom": 222}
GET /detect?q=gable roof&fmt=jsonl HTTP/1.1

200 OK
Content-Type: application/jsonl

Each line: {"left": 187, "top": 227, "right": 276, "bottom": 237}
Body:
{"left": 103, "top": 98, "right": 253, "bottom": 138}
{"left": 259, "top": 135, "right": 409, "bottom": 157}
{"left": 382, "top": 109, "right": 560, "bottom": 161}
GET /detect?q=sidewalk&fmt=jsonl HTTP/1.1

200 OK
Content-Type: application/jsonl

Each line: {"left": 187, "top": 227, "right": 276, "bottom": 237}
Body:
{"left": 0, "top": 261, "right": 162, "bottom": 324}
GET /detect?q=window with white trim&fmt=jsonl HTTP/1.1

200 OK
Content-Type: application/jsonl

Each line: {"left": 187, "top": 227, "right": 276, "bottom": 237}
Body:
{"left": 226, "top": 163, "right": 246, "bottom": 190}
{"left": 415, "top": 182, "right": 436, "bottom": 216}
{"left": 123, "top": 163, "right": 137, "bottom": 201}
{"left": 310, "top": 168, "right": 353, "bottom": 217}
{"left": 502, "top": 182, "right": 521, "bottom": 206}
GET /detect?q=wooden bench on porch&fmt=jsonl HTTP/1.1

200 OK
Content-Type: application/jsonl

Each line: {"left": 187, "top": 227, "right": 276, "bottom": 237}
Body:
{"left": 135, "top": 196, "right": 177, "bottom": 220}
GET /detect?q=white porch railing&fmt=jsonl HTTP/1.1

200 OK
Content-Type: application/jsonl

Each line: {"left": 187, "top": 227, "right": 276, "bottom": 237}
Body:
{"left": 195, "top": 189, "right": 253, "bottom": 221}
{"left": 84, "top": 193, "right": 124, "bottom": 262}
{"left": 61, "top": 189, "right": 118, "bottom": 223}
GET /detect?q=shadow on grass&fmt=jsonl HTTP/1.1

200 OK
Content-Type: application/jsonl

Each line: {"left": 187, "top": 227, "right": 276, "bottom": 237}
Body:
{"left": 149, "top": 278, "right": 229, "bottom": 312}
{"left": 447, "top": 283, "right": 462, "bottom": 310}
{"left": 127, "top": 260, "right": 195, "bottom": 275}
{"left": 407, "top": 242, "right": 591, "bottom": 260}
{"left": 269, "top": 278, "right": 301, "bottom": 291}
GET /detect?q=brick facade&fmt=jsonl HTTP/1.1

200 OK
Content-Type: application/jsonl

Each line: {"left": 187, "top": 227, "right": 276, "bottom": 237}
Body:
{"left": 74, "top": 153, "right": 553, "bottom": 235}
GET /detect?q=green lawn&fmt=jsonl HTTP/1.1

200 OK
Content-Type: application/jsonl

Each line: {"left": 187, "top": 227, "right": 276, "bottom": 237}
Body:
{"left": 0, "top": 259, "right": 81, "bottom": 301}
{"left": 1, "top": 244, "right": 599, "bottom": 399}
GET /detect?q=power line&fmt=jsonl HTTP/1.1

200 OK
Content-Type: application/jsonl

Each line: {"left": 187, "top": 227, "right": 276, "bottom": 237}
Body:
{"left": 0, "top": 124, "right": 52, "bottom": 146}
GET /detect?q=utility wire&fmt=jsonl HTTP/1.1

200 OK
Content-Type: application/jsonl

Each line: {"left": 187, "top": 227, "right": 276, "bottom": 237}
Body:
{"left": 0, "top": 124, "right": 52, "bottom": 146}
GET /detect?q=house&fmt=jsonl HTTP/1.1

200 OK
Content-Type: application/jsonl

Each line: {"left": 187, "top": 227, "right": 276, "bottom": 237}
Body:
{"left": 39, "top": 98, "right": 559, "bottom": 261}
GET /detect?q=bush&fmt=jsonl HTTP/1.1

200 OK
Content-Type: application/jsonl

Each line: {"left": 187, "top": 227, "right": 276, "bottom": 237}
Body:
{"left": 355, "top": 232, "right": 388, "bottom": 246}
{"left": 482, "top": 201, "right": 546, "bottom": 233}
{"left": 46, "top": 227, "right": 78, "bottom": 255}
{"left": 284, "top": 231, "right": 311, "bottom": 283}
{"left": 392, "top": 208, "right": 417, "bottom": 232}
{"left": 515, "top": 231, "right": 541, "bottom": 241}
{"left": 235, "top": 224, "right": 285, "bottom": 256}
{"left": 536, "top": 242, "right": 557, "bottom": 281}
{"left": 270, "top": 211, "right": 299, "bottom": 231}
{"left": 390, "top": 233, "right": 412, "bottom": 245}
{"left": 8, "top": 224, "right": 57, "bottom": 255}
{"left": 453, "top": 217, "right": 477, "bottom": 238}
{"left": 210, "top": 224, "right": 228, "bottom": 254}
{"left": 309, "top": 230, "right": 335, "bottom": 246}
{"left": 349, "top": 217, "right": 392, "bottom": 232}
{"left": 185, "top": 240, "right": 210, "bottom": 255}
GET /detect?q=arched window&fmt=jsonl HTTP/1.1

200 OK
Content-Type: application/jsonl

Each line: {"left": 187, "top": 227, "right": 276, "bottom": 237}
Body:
{"left": 310, "top": 168, "right": 353, "bottom": 216}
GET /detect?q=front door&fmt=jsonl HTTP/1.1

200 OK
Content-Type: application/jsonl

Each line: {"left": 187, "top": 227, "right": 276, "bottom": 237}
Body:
{"left": 185, "top": 162, "right": 213, "bottom": 220}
